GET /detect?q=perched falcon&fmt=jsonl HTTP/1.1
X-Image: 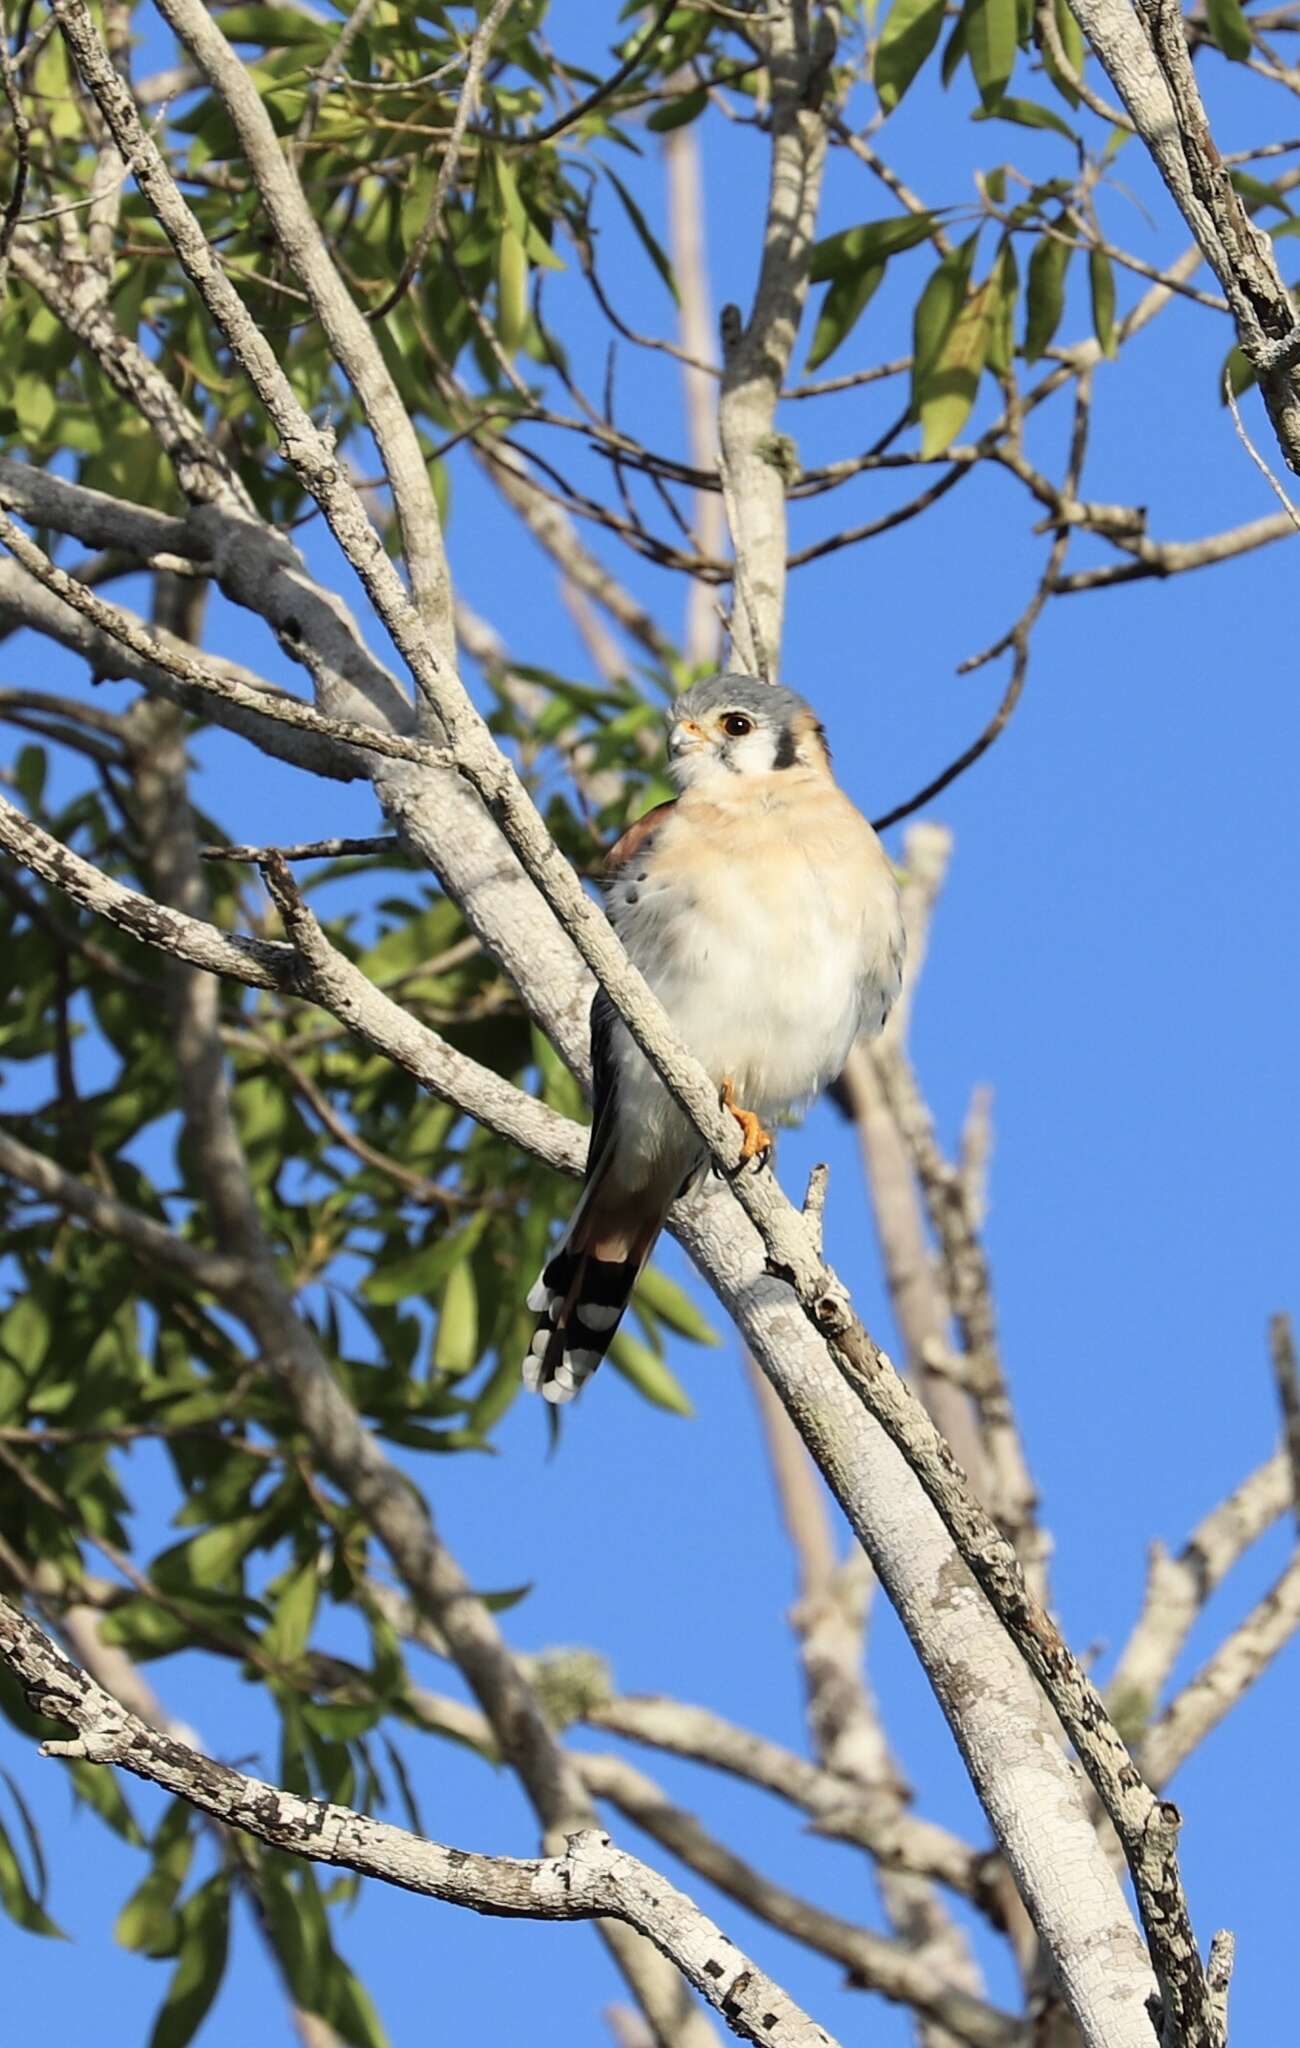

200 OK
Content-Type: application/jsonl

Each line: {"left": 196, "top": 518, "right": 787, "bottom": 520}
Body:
{"left": 523, "top": 674, "right": 905, "bottom": 1403}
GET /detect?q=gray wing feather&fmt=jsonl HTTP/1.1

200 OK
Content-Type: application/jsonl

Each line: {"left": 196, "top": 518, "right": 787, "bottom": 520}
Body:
{"left": 586, "top": 987, "right": 621, "bottom": 1177}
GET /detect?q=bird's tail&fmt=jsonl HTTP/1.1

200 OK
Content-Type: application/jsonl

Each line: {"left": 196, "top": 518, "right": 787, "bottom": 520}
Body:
{"left": 522, "top": 1187, "right": 665, "bottom": 1404}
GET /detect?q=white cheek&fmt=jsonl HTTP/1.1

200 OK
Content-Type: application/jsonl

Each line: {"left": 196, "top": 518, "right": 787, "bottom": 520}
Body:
{"left": 731, "top": 730, "right": 777, "bottom": 775}
{"left": 671, "top": 750, "right": 727, "bottom": 791}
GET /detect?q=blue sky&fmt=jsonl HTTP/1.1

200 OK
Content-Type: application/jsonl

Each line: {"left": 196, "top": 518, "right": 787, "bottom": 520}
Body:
{"left": 2, "top": 4, "right": 1298, "bottom": 2044}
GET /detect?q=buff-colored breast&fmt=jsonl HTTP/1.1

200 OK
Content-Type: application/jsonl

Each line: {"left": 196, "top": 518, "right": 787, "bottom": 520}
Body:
{"left": 602, "top": 767, "right": 903, "bottom": 1198}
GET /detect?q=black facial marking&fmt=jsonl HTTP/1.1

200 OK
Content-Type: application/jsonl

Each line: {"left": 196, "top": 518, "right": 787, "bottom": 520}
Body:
{"left": 773, "top": 726, "right": 798, "bottom": 770}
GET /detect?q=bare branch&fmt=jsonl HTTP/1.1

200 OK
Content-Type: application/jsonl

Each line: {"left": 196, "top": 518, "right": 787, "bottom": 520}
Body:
{"left": 718, "top": 10, "right": 835, "bottom": 674}
{"left": 0, "top": 1600, "right": 832, "bottom": 2048}
{"left": 202, "top": 835, "right": 398, "bottom": 864}
{"left": 664, "top": 104, "right": 726, "bottom": 667}
{"left": 835, "top": 825, "right": 992, "bottom": 1486}
{"left": 1109, "top": 1454, "right": 1292, "bottom": 1714}
{"left": 144, "top": 0, "right": 454, "bottom": 653}
{"left": 580, "top": 1693, "right": 985, "bottom": 1899}
{"left": 871, "top": 1048, "right": 1045, "bottom": 1593}
{"left": 1053, "top": 510, "right": 1297, "bottom": 594}
{"left": 1140, "top": 1553, "right": 1300, "bottom": 1787}
{"left": 0, "top": 794, "right": 585, "bottom": 1171}
{"left": 469, "top": 439, "right": 676, "bottom": 666}
{"left": 579, "top": 1755, "right": 1022, "bottom": 2048}
{"left": 0, "top": 455, "right": 198, "bottom": 558}
{"left": 1065, "top": 0, "right": 1300, "bottom": 468}
{"left": 0, "top": 1125, "right": 245, "bottom": 1295}
{"left": 1269, "top": 1313, "right": 1300, "bottom": 1529}
{"left": 0, "top": 511, "right": 448, "bottom": 772}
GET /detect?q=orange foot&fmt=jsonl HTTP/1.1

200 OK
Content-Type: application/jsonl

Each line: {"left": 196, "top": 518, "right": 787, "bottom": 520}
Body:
{"left": 720, "top": 1077, "right": 773, "bottom": 1165}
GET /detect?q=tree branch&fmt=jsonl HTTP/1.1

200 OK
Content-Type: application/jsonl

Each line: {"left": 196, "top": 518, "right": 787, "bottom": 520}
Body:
{"left": 1140, "top": 1552, "right": 1300, "bottom": 1787}
{"left": 1109, "top": 1453, "right": 1292, "bottom": 1716}
{"left": 0, "top": 1599, "right": 830, "bottom": 2048}
{"left": 717, "top": 6, "right": 835, "bottom": 674}
{"left": 1066, "top": 0, "right": 1300, "bottom": 469}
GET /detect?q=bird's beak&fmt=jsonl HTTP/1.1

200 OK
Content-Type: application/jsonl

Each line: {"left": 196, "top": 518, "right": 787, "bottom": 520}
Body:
{"left": 667, "top": 719, "right": 704, "bottom": 760}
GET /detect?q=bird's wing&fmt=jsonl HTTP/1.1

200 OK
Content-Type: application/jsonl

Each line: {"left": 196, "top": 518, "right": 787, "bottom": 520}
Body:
{"left": 604, "top": 799, "right": 676, "bottom": 877}
{"left": 586, "top": 983, "right": 621, "bottom": 1178}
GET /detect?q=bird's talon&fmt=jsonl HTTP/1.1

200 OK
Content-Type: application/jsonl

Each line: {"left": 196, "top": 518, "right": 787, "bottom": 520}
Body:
{"left": 720, "top": 1078, "right": 773, "bottom": 1166}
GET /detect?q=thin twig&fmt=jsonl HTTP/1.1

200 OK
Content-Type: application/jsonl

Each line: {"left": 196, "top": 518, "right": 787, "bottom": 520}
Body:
{"left": 0, "top": 0, "right": 31, "bottom": 280}
{"left": 291, "top": 0, "right": 381, "bottom": 157}
{"left": 1269, "top": 1313, "right": 1300, "bottom": 1532}
{"left": 367, "top": 0, "right": 516, "bottom": 321}
{"left": 506, "top": 0, "right": 678, "bottom": 149}
{"left": 201, "top": 834, "right": 400, "bottom": 863}
{"left": 1224, "top": 370, "right": 1300, "bottom": 532}
{"left": 0, "top": 1601, "right": 838, "bottom": 2048}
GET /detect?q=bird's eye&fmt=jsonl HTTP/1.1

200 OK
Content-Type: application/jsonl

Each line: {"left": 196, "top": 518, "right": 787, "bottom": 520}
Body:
{"left": 722, "top": 713, "right": 753, "bottom": 739}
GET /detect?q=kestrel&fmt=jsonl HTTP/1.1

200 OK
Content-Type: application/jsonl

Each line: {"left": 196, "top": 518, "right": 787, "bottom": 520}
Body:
{"left": 523, "top": 675, "right": 905, "bottom": 1402}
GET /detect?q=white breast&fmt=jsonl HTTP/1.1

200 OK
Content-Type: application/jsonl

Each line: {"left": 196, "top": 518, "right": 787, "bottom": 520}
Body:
{"left": 603, "top": 770, "right": 903, "bottom": 1198}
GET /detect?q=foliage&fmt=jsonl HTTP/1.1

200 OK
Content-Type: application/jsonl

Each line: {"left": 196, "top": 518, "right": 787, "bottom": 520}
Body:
{"left": 0, "top": 0, "right": 1297, "bottom": 2040}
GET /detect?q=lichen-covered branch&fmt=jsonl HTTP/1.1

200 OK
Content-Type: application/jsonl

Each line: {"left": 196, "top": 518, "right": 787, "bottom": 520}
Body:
{"left": 717, "top": 6, "right": 835, "bottom": 675}
{"left": 1065, "top": 0, "right": 1300, "bottom": 469}
{"left": 0, "top": 1600, "right": 829, "bottom": 2048}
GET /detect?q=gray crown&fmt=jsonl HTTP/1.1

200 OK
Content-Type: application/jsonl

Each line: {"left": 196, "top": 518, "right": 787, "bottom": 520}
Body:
{"left": 670, "top": 673, "right": 815, "bottom": 729}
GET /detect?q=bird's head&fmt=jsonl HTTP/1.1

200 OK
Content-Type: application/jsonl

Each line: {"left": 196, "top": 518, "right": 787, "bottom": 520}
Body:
{"left": 665, "top": 674, "right": 830, "bottom": 792}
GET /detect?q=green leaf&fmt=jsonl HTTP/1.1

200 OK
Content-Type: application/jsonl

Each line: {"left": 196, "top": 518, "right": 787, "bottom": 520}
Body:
{"left": 1205, "top": 0, "right": 1252, "bottom": 60}
{"left": 1219, "top": 342, "right": 1257, "bottom": 401}
{"left": 263, "top": 1556, "right": 320, "bottom": 1666}
{"left": 433, "top": 1258, "right": 478, "bottom": 1377}
{"left": 942, "top": 7, "right": 969, "bottom": 85}
{"left": 918, "top": 278, "right": 995, "bottom": 454}
{"left": 875, "top": 0, "right": 948, "bottom": 110}
{"left": 99, "top": 1599, "right": 192, "bottom": 1661}
{"left": 1230, "top": 169, "right": 1294, "bottom": 217}
{"left": 911, "top": 234, "right": 979, "bottom": 399}
{"left": 66, "top": 1759, "right": 145, "bottom": 1846}
{"left": 0, "top": 1294, "right": 50, "bottom": 1373}
{"left": 607, "top": 1332, "right": 694, "bottom": 1415}
{"left": 325, "top": 1956, "right": 390, "bottom": 2048}
{"left": 810, "top": 212, "right": 941, "bottom": 282}
{"left": 965, "top": 0, "right": 1018, "bottom": 107}
{"left": 301, "top": 1700, "right": 383, "bottom": 1742}
{"left": 13, "top": 372, "right": 56, "bottom": 441}
{"left": 15, "top": 745, "right": 46, "bottom": 808}
{"left": 1088, "top": 244, "right": 1117, "bottom": 357}
{"left": 467, "top": 1354, "right": 520, "bottom": 1434}
{"left": 633, "top": 1266, "right": 718, "bottom": 1346}
{"left": 1023, "top": 222, "right": 1072, "bottom": 361}
{"left": 116, "top": 1802, "right": 194, "bottom": 1959}
{"left": 489, "top": 154, "right": 562, "bottom": 272}
{"left": 806, "top": 265, "right": 885, "bottom": 369}
{"left": 358, "top": 898, "right": 462, "bottom": 983}
{"left": 603, "top": 170, "right": 678, "bottom": 303}
{"left": 149, "top": 1875, "right": 230, "bottom": 2048}
{"left": 973, "top": 95, "right": 1080, "bottom": 141}
{"left": 1043, "top": 0, "right": 1086, "bottom": 104}
{"left": 363, "top": 1213, "right": 491, "bottom": 1306}
{"left": 0, "top": 1812, "right": 64, "bottom": 1938}
{"left": 646, "top": 86, "right": 708, "bottom": 131}
{"left": 985, "top": 236, "right": 1020, "bottom": 375}
{"left": 213, "top": 7, "right": 333, "bottom": 47}
{"left": 152, "top": 1509, "right": 273, "bottom": 1592}
{"left": 494, "top": 226, "right": 529, "bottom": 353}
